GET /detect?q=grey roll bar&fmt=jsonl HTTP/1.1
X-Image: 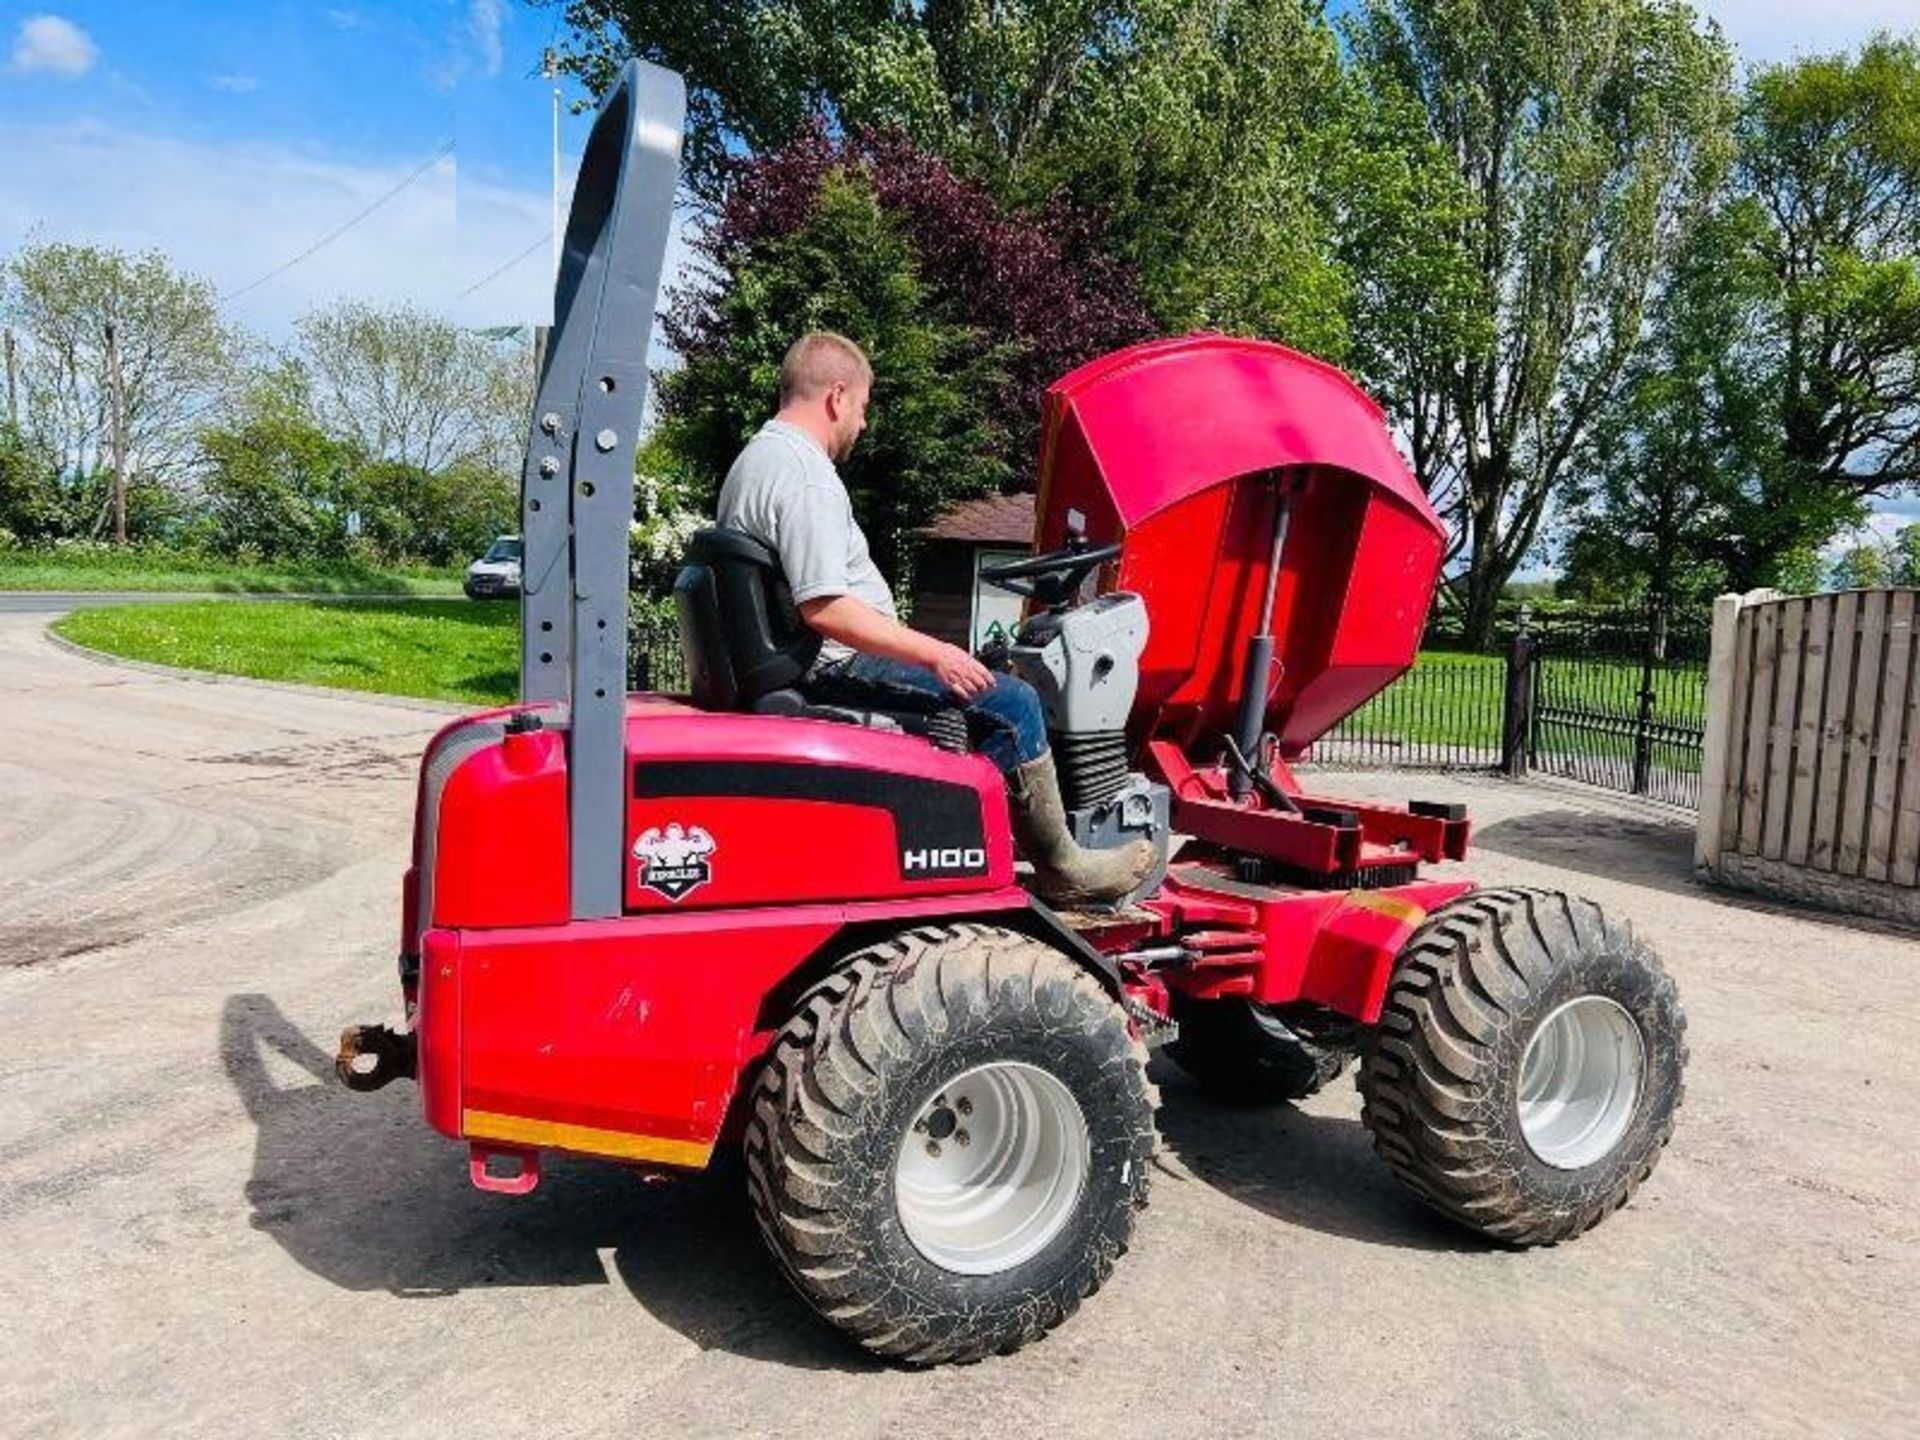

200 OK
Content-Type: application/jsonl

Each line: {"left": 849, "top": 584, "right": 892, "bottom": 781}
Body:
{"left": 518, "top": 60, "right": 686, "bottom": 919}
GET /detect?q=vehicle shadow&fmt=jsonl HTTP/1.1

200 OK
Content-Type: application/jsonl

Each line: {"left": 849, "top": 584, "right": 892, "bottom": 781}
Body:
{"left": 1149, "top": 1061, "right": 1496, "bottom": 1254}
{"left": 1471, "top": 808, "right": 1699, "bottom": 898}
{"left": 1473, "top": 807, "right": 1920, "bottom": 938}
{"left": 218, "top": 992, "right": 875, "bottom": 1373}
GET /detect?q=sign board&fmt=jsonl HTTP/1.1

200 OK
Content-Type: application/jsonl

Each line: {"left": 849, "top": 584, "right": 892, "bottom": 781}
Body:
{"left": 971, "top": 548, "right": 1029, "bottom": 649}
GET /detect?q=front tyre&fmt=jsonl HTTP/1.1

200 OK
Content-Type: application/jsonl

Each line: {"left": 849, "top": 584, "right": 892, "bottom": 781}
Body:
{"left": 745, "top": 924, "right": 1156, "bottom": 1365}
{"left": 1358, "top": 888, "right": 1686, "bottom": 1245}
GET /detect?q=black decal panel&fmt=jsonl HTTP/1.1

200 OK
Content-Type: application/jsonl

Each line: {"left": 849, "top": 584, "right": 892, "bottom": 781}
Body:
{"left": 633, "top": 761, "right": 989, "bottom": 879}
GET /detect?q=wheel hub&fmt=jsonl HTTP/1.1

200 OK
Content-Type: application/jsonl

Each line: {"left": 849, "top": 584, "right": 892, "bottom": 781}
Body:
{"left": 894, "top": 1062, "right": 1089, "bottom": 1275}
{"left": 1517, "top": 995, "right": 1646, "bottom": 1170}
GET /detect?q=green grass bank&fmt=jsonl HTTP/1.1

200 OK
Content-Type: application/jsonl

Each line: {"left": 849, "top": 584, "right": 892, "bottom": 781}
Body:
{"left": 55, "top": 599, "right": 517, "bottom": 706}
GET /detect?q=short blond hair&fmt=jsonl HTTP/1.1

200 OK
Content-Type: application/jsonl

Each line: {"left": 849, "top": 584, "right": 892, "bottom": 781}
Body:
{"left": 778, "top": 331, "right": 872, "bottom": 406}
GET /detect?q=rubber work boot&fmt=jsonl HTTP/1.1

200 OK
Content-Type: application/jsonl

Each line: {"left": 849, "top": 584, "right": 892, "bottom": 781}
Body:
{"left": 1006, "top": 753, "right": 1157, "bottom": 909}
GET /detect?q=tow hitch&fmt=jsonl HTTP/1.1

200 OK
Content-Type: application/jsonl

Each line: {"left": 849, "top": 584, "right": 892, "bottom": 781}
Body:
{"left": 335, "top": 1023, "right": 417, "bottom": 1092}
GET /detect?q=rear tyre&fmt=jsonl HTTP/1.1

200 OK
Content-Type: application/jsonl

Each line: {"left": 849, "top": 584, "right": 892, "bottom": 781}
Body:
{"left": 1359, "top": 888, "right": 1686, "bottom": 1245}
{"left": 1165, "top": 999, "right": 1351, "bottom": 1103}
{"left": 744, "top": 924, "right": 1156, "bottom": 1365}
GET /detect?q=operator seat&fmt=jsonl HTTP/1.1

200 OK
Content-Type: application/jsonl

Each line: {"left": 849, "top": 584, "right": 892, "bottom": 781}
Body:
{"left": 672, "top": 527, "right": 966, "bottom": 748}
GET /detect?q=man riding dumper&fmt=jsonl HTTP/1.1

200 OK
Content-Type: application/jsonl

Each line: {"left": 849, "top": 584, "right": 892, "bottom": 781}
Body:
{"left": 717, "top": 330, "right": 1155, "bottom": 907}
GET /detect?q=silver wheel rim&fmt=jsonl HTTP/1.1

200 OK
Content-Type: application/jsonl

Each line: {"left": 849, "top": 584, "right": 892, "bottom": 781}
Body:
{"left": 894, "top": 1061, "right": 1090, "bottom": 1275}
{"left": 1517, "top": 995, "right": 1645, "bottom": 1170}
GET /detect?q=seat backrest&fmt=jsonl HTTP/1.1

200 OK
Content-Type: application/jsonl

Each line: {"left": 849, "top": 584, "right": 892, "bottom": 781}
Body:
{"left": 673, "top": 527, "right": 822, "bottom": 709}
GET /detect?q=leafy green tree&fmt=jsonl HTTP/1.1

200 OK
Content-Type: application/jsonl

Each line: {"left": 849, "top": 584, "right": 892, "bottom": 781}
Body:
{"left": 1, "top": 243, "right": 241, "bottom": 494}
{"left": 1560, "top": 207, "right": 1856, "bottom": 612}
{"left": 1772, "top": 545, "right": 1828, "bottom": 597}
{"left": 1891, "top": 525, "right": 1920, "bottom": 587}
{"left": 1829, "top": 543, "right": 1888, "bottom": 591}
{"left": 1344, "top": 0, "right": 1736, "bottom": 647}
{"left": 0, "top": 422, "right": 63, "bottom": 542}
{"left": 657, "top": 168, "right": 1011, "bottom": 580}
{"left": 1733, "top": 36, "right": 1920, "bottom": 518}
{"left": 554, "top": 1, "right": 1375, "bottom": 355}
{"left": 345, "top": 458, "right": 516, "bottom": 568}
{"left": 198, "top": 369, "right": 361, "bottom": 560}
{"left": 551, "top": 0, "right": 1128, "bottom": 202}
{"left": 294, "top": 301, "right": 532, "bottom": 476}
{"left": 1029, "top": 0, "right": 1356, "bottom": 352}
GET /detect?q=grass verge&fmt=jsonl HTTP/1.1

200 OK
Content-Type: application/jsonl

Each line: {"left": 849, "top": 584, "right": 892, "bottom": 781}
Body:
{"left": 55, "top": 600, "right": 518, "bottom": 706}
{"left": 1, "top": 552, "right": 463, "bottom": 596}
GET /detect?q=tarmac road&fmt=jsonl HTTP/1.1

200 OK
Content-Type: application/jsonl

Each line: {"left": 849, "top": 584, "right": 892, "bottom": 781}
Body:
{"left": 4, "top": 611, "right": 1916, "bottom": 1439}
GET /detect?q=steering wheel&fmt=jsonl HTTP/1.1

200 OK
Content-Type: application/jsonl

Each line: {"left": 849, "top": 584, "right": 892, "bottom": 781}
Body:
{"left": 979, "top": 540, "right": 1122, "bottom": 608}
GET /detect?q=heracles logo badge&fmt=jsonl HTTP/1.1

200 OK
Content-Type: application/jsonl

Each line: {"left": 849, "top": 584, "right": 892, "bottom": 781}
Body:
{"left": 632, "top": 822, "right": 716, "bottom": 901}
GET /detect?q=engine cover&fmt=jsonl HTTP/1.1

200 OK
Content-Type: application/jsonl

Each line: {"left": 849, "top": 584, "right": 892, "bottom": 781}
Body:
{"left": 1010, "top": 592, "right": 1149, "bottom": 733}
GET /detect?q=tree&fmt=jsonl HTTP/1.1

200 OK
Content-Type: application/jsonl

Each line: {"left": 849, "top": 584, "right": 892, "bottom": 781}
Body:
{"left": 1829, "top": 543, "right": 1887, "bottom": 591}
{"left": 550, "top": 0, "right": 1136, "bottom": 203}
{"left": 345, "top": 458, "right": 517, "bottom": 568}
{"left": 1344, "top": 0, "right": 1735, "bottom": 646}
{"left": 658, "top": 167, "right": 1012, "bottom": 580}
{"left": 684, "top": 128, "right": 1152, "bottom": 468}
{"left": 555, "top": 1, "right": 1371, "bottom": 355}
{"left": 1027, "top": 0, "right": 1359, "bottom": 353}
{"left": 0, "top": 422, "right": 62, "bottom": 542}
{"left": 1891, "top": 525, "right": 1920, "bottom": 588}
{"left": 0, "top": 243, "right": 241, "bottom": 497}
{"left": 1559, "top": 207, "right": 1853, "bottom": 612}
{"left": 1733, "top": 36, "right": 1920, "bottom": 513}
{"left": 197, "top": 367, "right": 360, "bottom": 561}
{"left": 294, "top": 302, "right": 532, "bottom": 476}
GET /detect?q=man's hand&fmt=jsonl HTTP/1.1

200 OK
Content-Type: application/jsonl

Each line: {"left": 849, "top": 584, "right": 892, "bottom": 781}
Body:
{"left": 929, "top": 641, "right": 994, "bottom": 701}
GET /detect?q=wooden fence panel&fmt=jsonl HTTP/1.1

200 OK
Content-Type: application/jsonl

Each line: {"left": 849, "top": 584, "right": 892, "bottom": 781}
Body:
{"left": 1808, "top": 590, "right": 1860, "bottom": 872}
{"left": 1837, "top": 588, "right": 1888, "bottom": 877}
{"left": 1784, "top": 596, "right": 1830, "bottom": 868}
{"left": 1701, "top": 588, "right": 1920, "bottom": 923}
{"left": 1724, "top": 600, "right": 1758, "bottom": 854}
{"left": 1760, "top": 598, "right": 1805, "bottom": 861}
{"left": 1864, "top": 590, "right": 1914, "bottom": 881}
{"left": 1735, "top": 602, "right": 1780, "bottom": 856}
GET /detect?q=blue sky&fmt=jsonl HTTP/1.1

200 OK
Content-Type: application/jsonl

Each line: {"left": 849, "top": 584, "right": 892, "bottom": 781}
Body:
{"left": 0, "top": 1, "right": 602, "bottom": 333}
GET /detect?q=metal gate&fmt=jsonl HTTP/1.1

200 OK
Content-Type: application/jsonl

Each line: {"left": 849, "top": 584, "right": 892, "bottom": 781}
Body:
{"left": 1525, "top": 612, "right": 1710, "bottom": 809}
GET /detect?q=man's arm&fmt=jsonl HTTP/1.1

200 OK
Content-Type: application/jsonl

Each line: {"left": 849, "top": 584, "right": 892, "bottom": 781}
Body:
{"left": 800, "top": 594, "right": 994, "bottom": 700}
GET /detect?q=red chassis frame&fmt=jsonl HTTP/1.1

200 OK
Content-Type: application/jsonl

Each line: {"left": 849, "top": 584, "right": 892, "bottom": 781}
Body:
{"left": 399, "top": 698, "right": 1473, "bottom": 1192}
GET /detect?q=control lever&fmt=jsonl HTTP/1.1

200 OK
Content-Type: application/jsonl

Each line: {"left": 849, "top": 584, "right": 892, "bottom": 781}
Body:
{"left": 1222, "top": 733, "right": 1302, "bottom": 815}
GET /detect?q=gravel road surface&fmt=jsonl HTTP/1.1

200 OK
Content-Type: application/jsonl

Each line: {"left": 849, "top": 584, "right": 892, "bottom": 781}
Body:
{"left": 4, "top": 612, "right": 1914, "bottom": 1438}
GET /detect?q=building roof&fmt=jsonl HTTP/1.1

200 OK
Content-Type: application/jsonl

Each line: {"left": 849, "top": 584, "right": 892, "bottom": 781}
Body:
{"left": 917, "top": 491, "right": 1036, "bottom": 545}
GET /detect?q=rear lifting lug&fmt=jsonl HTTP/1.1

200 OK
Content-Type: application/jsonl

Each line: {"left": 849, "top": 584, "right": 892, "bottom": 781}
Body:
{"left": 335, "top": 1023, "right": 417, "bottom": 1092}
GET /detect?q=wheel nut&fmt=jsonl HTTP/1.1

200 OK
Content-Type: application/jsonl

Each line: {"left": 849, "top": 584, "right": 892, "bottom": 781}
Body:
{"left": 925, "top": 1141, "right": 942, "bottom": 1158}
{"left": 913, "top": 1117, "right": 928, "bottom": 1133}
{"left": 956, "top": 1097, "right": 973, "bottom": 1116}
{"left": 955, "top": 1130, "right": 970, "bottom": 1147}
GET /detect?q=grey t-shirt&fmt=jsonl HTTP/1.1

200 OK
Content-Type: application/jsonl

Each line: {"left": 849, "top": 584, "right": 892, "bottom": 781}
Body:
{"left": 716, "top": 419, "right": 896, "bottom": 668}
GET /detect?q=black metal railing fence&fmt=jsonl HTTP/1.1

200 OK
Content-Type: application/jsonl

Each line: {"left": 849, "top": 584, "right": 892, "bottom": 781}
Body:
{"left": 1306, "top": 604, "right": 1711, "bottom": 807}
{"left": 629, "top": 595, "right": 1714, "bottom": 808}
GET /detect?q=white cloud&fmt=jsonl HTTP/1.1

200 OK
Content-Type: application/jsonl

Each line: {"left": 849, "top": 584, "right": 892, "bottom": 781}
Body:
{"left": 0, "top": 119, "right": 690, "bottom": 351}
{"left": 9, "top": 14, "right": 97, "bottom": 77}
{"left": 469, "top": 0, "right": 506, "bottom": 79}
{"left": 1692, "top": 1, "right": 1917, "bottom": 65}
{"left": 207, "top": 74, "right": 259, "bottom": 94}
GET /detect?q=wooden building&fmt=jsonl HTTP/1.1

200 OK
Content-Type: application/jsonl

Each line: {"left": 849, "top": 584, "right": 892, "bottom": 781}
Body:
{"left": 910, "top": 493, "right": 1036, "bottom": 649}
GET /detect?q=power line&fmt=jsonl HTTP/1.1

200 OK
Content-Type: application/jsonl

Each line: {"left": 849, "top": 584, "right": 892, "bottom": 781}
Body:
{"left": 223, "top": 139, "right": 456, "bottom": 303}
{"left": 459, "top": 230, "right": 552, "bottom": 298}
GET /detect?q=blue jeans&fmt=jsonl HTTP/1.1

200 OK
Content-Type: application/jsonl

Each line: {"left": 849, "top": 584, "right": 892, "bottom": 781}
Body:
{"left": 804, "top": 654, "right": 1049, "bottom": 776}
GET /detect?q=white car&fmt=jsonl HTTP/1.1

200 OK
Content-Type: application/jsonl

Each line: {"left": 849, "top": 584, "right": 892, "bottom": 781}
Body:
{"left": 464, "top": 535, "right": 522, "bottom": 599}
